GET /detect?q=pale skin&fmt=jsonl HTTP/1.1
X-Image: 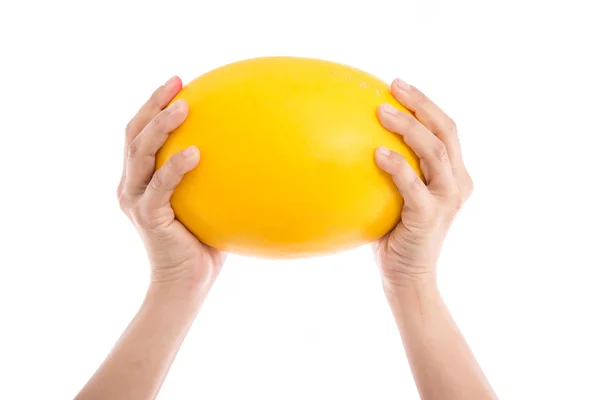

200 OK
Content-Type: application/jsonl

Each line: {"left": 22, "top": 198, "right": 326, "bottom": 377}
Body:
{"left": 75, "top": 76, "right": 497, "bottom": 400}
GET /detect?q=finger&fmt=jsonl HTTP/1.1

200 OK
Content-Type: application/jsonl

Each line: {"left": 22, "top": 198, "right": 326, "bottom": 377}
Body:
{"left": 118, "top": 76, "right": 183, "bottom": 194}
{"left": 390, "top": 79, "right": 464, "bottom": 173}
{"left": 124, "top": 99, "right": 188, "bottom": 196}
{"left": 126, "top": 76, "right": 183, "bottom": 143}
{"left": 143, "top": 146, "right": 200, "bottom": 211}
{"left": 374, "top": 146, "right": 432, "bottom": 211}
{"left": 378, "top": 103, "right": 455, "bottom": 189}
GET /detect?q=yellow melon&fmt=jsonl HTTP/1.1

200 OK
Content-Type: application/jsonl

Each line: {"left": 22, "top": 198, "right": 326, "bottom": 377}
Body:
{"left": 155, "top": 56, "right": 421, "bottom": 258}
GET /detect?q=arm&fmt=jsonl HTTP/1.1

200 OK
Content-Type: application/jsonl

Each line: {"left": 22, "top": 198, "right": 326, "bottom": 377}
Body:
{"left": 373, "top": 78, "right": 496, "bottom": 399}
{"left": 76, "top": 76, "right": 225, "bottom": 399}
{"left": 386, "top": 283, "right": 496, "bottom": 400}
{"left": 76, "top": 286, "right": 204, "bottom": 400}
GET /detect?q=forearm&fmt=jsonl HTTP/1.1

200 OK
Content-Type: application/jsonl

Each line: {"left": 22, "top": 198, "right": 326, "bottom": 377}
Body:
{"left": 76, "top": 284, "right": 205, "bottom": 400}
{"left": 386, "top": 282, "right": 497, "bottom": 400}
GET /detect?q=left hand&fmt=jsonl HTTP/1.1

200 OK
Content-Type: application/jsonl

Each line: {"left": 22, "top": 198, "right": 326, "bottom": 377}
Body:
{"left": 373, "top": 78, "right": 474, "bottom": 291}
{"left": 117, "top": 76, "right": 226, "bottom": 295}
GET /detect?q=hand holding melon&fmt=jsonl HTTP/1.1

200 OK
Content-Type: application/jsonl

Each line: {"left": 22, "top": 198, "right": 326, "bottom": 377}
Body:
{"left": 371, "top": 78, "right": 474, "bottom": 291}
{"left": 117, "top": 76, "right": 225, "bottom": 294}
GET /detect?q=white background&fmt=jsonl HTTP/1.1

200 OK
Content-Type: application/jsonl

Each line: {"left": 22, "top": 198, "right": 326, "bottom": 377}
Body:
{"left": 1, "top": 0, "right": 599, "bottom": 399}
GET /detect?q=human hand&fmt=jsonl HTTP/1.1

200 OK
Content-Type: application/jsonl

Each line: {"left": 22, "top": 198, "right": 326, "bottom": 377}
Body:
{"left": 117, "top": 76, "right": 226, "bottom": 295}
{"left": 373, "top": 78, "right": 473, "bottom": 291}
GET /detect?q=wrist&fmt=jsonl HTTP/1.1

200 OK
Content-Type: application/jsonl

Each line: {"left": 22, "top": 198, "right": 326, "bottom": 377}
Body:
{"left": 145, "top": 281, "right": 208, "bottom": 312}
{"left": 383, "top": 277, "right": 441, "bottom": 315}
{"left": 382, "top": 272, "right": 437, "bottom": 297}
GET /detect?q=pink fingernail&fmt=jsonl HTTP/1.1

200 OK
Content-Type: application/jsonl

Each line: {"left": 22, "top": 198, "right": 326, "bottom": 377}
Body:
{"left": 164, "top": 76, "right": 178, "bottom": 86}
{"left": 381, "top": 103, "right": 401, "bottom": 115}
{"left": 394, "top": 78, "right": 410, "bottom": 91}
{"left": 183, "top": 146, "right": 197, "bottom": 157}
{"left": 377, "top": 146, "right": 392, "bottom": 157}
{"left": 168, "top": 99, "right": 184, "bottom": 111}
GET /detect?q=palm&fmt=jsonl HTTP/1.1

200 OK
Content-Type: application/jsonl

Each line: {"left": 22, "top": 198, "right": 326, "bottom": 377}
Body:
{"left": 142, "top": 219, "right": 225, "bottom": 288}
{"left": 374, "top": 205, "right": 441, "bottom": 285}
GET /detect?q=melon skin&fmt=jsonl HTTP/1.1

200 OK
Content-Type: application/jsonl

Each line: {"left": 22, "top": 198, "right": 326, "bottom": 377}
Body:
{"left": 155, "top": 56, "right": 421, "bottom": 258}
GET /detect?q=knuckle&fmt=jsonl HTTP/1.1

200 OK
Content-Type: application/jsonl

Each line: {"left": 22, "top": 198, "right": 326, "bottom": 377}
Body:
{"left": 389, "top": 152, "right": 406, "bottom": 168}
{"left": 127, "top": 140, "right": 140, "bottom": 161}
{"left": 432, "top": 140, "right": 449, "bottom": 162}
{"left": 149, "top": 113, "right": 166, "bottom": 131}
{"left": 118, "top": 193, "right": 131, "bottom": 213}
{"left": 131, "top": 200, "right": 158, "bottom": 231}
{"left": 125, "top": 120, "right": 136, "bottom": 140}
{"left": 149, "top": 89, "right": 163, "bottom": 110}
{"left": 458, "top": 170, "right": 474, "bottom": 200}
{"left": 134, "top": 198, "right": 170, "bottom": 233}
{"left": 411, "top": 174, "right": 424, "bottom": 191}
{"left": 134, "top": 200, "right": 153, "bottom": 229}
{"left": 389, "top": 155, "right": 412, "bottom": 181}
{"left": 413, "top": 90, "right": 428, "bottom": 112}
{"left": 447, "top": 117, "right": 458, "bottom": 135}
{"left": 442, "top": 185, "right": 463, "bottom": 213}
{"left": 465, "top": 175, "right": 474, "bottom": 196}
{"left": 451, "top": 193, "right": 464, "bottom": 212}
{"left": 130, "top": 206, "right": 146, "bottom": 229}
{"left": 148, "top": 170, "right": 164, "bottom": 192}
{"left": 404, "top": 115, "right": 419, "bottom": 134}
{"left": 450, "top": 200, "right": 463, "bottom": 215}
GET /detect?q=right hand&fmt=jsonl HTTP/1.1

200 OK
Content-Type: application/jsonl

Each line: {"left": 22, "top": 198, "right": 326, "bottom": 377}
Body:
{"left": 117, "top": 76, "right": 226, "bottom": 295}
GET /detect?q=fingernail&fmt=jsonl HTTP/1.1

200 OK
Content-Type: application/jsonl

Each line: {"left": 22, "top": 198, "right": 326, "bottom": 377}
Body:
{"left": 168, "top": 99, "right": 183, "bottom": 110}
{"left": 394, "top": 78, "right": 410, "bottom": 91}
{"left": 183, "top": 145, "right": 197, "bottom": 157}
{"left": 377, "top": 146, "right": 392, "bottom": 157}
{"left": 380, "top": 103, "right": 401, "bottom": 115}
{"left": 164, "top": 76, "right": 178, "bottom": 87}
